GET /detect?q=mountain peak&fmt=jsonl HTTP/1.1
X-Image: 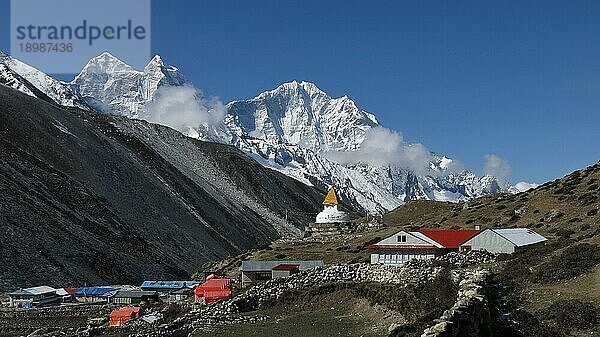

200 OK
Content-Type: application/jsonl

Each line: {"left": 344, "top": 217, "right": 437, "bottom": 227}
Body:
{"left": 0, "top": 53, "right": 88, "bottom": 108}
{"left": 78, "top": 52, "right": 135, "bottom": 76}
{"left": 146, "top": 54, "right": 165, "bottom": 68}
{"left": 94, "top": 51, "right": 124, "bottom": 63}
{"left": 262, "top": 80, "right": 329, "bottom": 100}
{"left": 72, "top": 53, "right": 188, "bottom": 118}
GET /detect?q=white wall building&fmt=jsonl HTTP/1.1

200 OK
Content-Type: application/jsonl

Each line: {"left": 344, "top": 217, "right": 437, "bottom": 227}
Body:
{"left": 368, "top": 229, "right": 479, "bottom": 264}
{"left": 460, "top": 228, "right": 547, "bottom": 253}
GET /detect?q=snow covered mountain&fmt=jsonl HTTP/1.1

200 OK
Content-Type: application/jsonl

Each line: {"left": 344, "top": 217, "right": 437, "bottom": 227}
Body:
{"left": 0, "top": 51, "right": 88, "bottom": 109}
{"left": 222, "top": 81, "right": 508, "bottom": 213}
{"left": 71, "top": 52, "right": 187, "bottom": 118}
{"left": 226, "top": 81, "right": 379, "bottom": 153}
{"left": 2, "top": 52, "right": 512, "bottom": 214}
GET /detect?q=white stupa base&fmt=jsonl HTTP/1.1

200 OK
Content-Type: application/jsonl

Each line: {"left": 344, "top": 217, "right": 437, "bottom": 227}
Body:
{"left": 315, "top": 207, "right": 351, "bottom": 224}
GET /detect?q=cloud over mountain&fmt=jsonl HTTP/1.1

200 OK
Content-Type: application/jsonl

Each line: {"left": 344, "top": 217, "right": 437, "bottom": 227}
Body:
{"left": 147, "top": 85, "right": 226, "bottom": 134}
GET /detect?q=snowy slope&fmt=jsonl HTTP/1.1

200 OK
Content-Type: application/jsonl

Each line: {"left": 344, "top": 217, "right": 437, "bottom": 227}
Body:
{"left": 226, "top": 81, "right": 379, "bottom": 153}
{"left": 71, "top": 52, "right": 187, "bottom": 118}
{"left": 15, "top": 52, "right": 511, "bottom": 214}
{"left": 224, "top": 81, "right": 509, "bottom": 213}
{"left": 0, "top": 51, "right": 88, "bottom": 108}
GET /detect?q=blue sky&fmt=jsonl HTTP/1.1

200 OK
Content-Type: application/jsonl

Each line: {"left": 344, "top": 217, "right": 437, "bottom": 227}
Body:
{"left": 1, "top": 0, "right": 599, "bottom": 184}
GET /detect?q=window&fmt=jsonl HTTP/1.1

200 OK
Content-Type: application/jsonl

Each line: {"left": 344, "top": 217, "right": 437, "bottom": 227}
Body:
{"left": 397, "top": 235, "right": 407, "bottom": 243}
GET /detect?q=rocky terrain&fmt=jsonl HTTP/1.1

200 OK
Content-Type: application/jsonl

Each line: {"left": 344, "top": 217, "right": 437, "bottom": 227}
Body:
{"left": 0, "top": 251, "right": 496, "bottom": 337}
{"left": 0, "top": 84, "right": 327, "bottom": 290}
{"left": 2, "top": 51, "right": 517, "bottom": 215}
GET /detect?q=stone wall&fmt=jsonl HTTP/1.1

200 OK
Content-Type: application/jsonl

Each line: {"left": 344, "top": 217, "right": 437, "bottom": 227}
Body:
{"left": 0, "top": 305, "right": 110, "bottom": 335}
{"left": 304, "top": 222, "right": 353, "bottom": 237}
{"left": 134, "top": 251, "right": 496, "bottom": 337}
{"left": 419, "top": 268, "right": 492, "bottom": 337}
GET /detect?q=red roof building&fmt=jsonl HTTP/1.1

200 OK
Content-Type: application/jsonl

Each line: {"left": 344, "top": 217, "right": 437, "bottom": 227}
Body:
{"left": 194, "top": 274, "right": 232, "bottom": 305}
{"left": 271, "top": 263, "right": 300, "bottom": 279}
{"left": 367, "top": 229, "right": 480, "bottom": 265}
{"left": 109, "top": 306, "right": 141, "bottom": 327}
{"left": 417, "top": 230, "right": 480, "bottom": 249}
{"left": 271, "top": 264, "right": 300, "bottom": 271}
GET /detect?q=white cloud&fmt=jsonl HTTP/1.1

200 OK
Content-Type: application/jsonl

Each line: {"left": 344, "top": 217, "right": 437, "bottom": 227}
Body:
{"left": 323, "top": 127, "right": 454, "bottom": 175}
{"left": 146, "top": 85, "right": 225, "bottom": 134}
{"left": 514, "top": 181, "right": 539, "bottom": 192}
{"left": 484, "top": 154, "right": 511, "bottom": 185}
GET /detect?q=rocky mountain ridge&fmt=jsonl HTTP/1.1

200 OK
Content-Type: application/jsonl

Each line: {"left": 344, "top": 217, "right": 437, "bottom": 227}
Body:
{"left": 0, "top": 84, "right": 325, "bottom": 290}
{"left": 1, "top": 52, "right": 514, "bottom": 214}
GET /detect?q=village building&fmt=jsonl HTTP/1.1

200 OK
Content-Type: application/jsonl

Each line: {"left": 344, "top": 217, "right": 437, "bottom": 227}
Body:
{"left": 306, "top": 185, "right": 353, "bottom": 237}
{"left": 194, "top": 274, "right": 232, "bottom": 305}
{"left": 110, "top": 290, "right": 159, "bottom": 305}
{"left": 74, "top": 287, "right": 115, "bottom": 303}
{"left": 109, "top": 306, "right": 141, "bottom": 327}
{"left": 55, "top": 288, "right": 77, "bottom": 303}
{"left": 7, "top": 286, "right": 61, "bottom": 308}
{"left": 460, "top": 228, "right": 547, "bottom": 253}
{"left": 167, "top": 288, "right": 192, "bottom": 303}
{"left": 240, "top": 260, "right": 325, "bottom": 287}
{"left": 140, "top": 280, "right": 201, "bottom": 292}
{"left": 368, "top": 230, "right": 479, "bottom": 264}
{"left": 271, "top": 264, "right": 300, "bottom": 279}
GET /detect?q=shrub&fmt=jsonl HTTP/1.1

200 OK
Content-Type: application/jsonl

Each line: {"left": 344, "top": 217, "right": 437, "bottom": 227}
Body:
{"left": 555, "top": 229, "right": 575, "bottom": 238}
{"left": 539, "top": 299, "right": 599, "bottom": 329}
{"left": 509, "top": 309, "right": 564, "bottom": 337}
{"left": 495, "top": 240, "right": 571, "bottom": 286}
{"left": 532, "top": 243, "right": 600, "bottom": 284}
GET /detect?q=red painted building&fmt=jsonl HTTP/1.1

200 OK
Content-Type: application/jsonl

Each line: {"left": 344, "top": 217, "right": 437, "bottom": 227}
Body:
{"left": 109, "top": 306, "right": 141, "bottom": 327}
{"left": 194, "top": 274, "right": 232, "bottom": 305}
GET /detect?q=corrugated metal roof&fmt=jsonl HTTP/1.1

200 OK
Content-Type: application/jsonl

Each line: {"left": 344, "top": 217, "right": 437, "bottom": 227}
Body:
{"left": 55, "top": 288, "right": 69, "bottom": 296}
{"left": 240, "top": 260, "right": 325, "bottom": 272}
{"left": 111, "top": 306, "right": 141, "bottom": 317}
{"left": 24, "top": 286, "right": 57, "bottom": 295}
{"left": 367, "top": 244, "right": 438, "bottom": 249}
{"left": 8, "top": 286, "right": 58, "bottom": 297}
{"left": 409, "top": 232, "right": 445, "bottom": 248}
{"left": 140, "top": 280, "right": 201, "bottom": 289}
{"left": 491, "top": 228, "right": 547, "bottom": 247}
{"left": 75, "top": 287, "right": 116, "bottom": 296}
{"left": 113, "top": 290, "right": 158, "bottom": 298}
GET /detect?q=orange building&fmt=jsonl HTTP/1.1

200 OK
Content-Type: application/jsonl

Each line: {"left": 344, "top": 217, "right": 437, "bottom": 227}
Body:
{"left": 194, "top": 274, "right": 232, "bottom": 305}
{"left": 109, "top": 306, "right": 141, "bottom": 327}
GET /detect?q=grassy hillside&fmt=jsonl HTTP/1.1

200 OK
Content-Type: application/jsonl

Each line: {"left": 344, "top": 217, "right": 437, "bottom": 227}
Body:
{"left": 203, "top": 161, "right": 600, "bottom": 280}
{"left": 201, "top": 161, "right": 600, "bottom": 337}
{"left": 384, "top": 161, "right": 600, "bottom": 241}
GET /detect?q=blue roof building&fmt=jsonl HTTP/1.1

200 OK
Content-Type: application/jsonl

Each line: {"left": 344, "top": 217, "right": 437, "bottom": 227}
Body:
{"left": 74, "top": 287, "right": 115, "bottom": 303}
